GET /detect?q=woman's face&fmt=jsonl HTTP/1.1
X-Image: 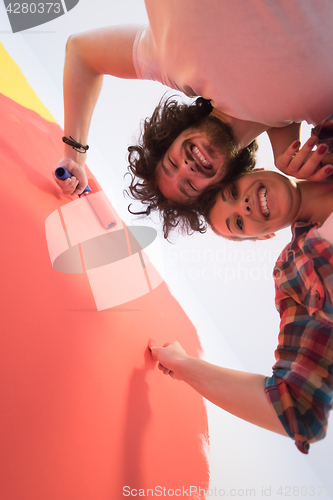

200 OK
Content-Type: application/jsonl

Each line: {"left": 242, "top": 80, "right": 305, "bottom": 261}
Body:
{"left": 209, "top": 170, "right": 301, "bottom": 240}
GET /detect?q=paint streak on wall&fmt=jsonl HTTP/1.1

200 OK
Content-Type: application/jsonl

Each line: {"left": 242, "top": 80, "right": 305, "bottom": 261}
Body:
{"left": 0, "top": 42, "right": 56, "bottom": 122}
{"left": 0, "top": 49, "right": 210, "bottom": 499}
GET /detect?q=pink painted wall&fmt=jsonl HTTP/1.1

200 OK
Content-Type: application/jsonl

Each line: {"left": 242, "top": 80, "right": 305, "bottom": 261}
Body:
{"left": 0, "top": 92, "right": 210, "bottom": 499}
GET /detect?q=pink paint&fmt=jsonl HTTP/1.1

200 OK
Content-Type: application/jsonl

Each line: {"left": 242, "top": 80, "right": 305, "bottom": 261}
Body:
{"left": 0, "top": 92, "right": 209, "bottom": 499}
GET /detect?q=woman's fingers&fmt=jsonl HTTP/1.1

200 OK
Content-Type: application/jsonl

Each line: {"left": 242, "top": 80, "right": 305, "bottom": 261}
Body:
{"left": 276, "top": 136, "right": 333, "bottom": 180}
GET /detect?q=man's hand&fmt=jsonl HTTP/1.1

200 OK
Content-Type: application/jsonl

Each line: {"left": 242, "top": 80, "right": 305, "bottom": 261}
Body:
{"left": 53, "top": 157, "right": 88, "bottom": 196}
{"left": 276, "top": 136, "right": 333, "bottom": 181}
{"left": 148, "top": 339, "right": 188, "bottom": 380}
{"left": 53, "top": 26, "right": 140, "bottom": 197}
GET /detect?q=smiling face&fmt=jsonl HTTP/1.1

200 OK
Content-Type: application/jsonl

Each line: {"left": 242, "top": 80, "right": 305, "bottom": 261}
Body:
{"left": 155, "top": 116, "right": 237, "bottom": 203}
{"left": 209, "top": 170, "right": 301, "bottom": 240}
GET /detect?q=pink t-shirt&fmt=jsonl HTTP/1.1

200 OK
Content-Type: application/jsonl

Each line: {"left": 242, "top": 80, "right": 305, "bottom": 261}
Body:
{"left": 133, "top": 0, "right": 333, "bottom": 127}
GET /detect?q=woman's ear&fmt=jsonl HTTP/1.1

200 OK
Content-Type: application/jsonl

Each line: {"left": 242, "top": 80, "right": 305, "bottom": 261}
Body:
{"left": 253, "top": 167, "right": 265, "bottom": 172}
{"left": 257, "top": 232, "right": 276, "bottom": 240}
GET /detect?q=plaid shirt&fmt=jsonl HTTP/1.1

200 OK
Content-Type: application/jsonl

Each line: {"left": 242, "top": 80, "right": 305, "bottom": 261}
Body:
{"left": 264, "top": 222, "right": 333, "bottom": 454}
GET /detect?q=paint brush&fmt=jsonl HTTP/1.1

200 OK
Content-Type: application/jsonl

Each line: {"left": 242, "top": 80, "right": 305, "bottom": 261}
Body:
{"left": 55, "top": 167, "right": 117, "bottom": 229}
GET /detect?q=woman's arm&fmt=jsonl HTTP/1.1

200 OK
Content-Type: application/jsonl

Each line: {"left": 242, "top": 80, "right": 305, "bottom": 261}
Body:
{"left": 149, "top": 340, "right": 287, "bottom": 437}
{"left": 267, "top": 122, "right": 302, "bottom": 164}
{"left": 230, "top": 117, "right": 332, "bottom": 181}
{"left": 54, "top": 25, "right": 142, "bottom": 195}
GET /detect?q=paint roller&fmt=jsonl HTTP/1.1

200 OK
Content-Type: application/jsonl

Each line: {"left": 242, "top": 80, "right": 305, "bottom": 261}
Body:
{"left": 55, "top": 167, "right": 117, "bottom": 229}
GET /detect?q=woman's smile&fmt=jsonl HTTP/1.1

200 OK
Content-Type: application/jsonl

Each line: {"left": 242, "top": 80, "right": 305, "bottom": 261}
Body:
{"left": 209, "top": 170, "right": 301, "bottom": 239}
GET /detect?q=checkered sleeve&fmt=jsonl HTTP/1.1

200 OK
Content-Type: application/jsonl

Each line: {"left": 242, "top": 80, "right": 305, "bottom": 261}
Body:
{"left": 264, "top": 222, "right": 333, "bottom": 454}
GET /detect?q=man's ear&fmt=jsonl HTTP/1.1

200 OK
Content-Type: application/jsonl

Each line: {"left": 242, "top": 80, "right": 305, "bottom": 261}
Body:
{"left": 257, "top": 232, "right": 276, "bottom": 240}
{"left": 253, "top": 167, "right": 265, "bottom": 172}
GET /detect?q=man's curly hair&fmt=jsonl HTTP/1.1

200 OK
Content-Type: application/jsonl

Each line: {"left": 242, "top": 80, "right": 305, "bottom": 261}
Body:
{"left": 126, "top": 95, "right": 257, "bottom": 239}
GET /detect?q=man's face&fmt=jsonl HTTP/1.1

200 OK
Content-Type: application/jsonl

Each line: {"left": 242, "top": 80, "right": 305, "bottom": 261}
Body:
{"left": 209, "top": 170, "right": 301, "bottom": 240}
{"left": 155, "top": 116, "right": 236, "bottom": 203}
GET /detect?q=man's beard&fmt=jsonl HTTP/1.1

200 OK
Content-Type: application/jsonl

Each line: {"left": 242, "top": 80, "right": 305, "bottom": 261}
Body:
{"left": 192, "top": 114, "right": 239, "bottom": 180}
{"left": 199, "top": 114, "right": 238, "bottom": 154}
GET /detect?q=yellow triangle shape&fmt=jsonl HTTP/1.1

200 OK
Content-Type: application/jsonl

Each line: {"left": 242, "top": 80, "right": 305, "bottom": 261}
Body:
{"left": 0, "top": 42, "right": 56, "bottom": 123}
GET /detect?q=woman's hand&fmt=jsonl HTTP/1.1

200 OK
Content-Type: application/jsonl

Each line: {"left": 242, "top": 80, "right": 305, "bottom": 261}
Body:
{"left": 149, "top": 340, "right": 188, "bottom": 380}
{"left": 148, "top": 339, "right": 287, "bottom": 436}
{"left": 53, "top": 156, "right": 88, "bottom": 196}
{"left": 276, "top": 136, "right": 333, "bottom": 181}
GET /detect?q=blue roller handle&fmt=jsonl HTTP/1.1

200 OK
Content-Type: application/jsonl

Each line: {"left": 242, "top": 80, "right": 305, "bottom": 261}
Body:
{"left": 55, "top": 167, "right": 92, "bottom": 197}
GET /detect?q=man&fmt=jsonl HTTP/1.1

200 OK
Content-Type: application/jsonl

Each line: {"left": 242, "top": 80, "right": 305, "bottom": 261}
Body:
{"left": 54, "top": 0, "right": 333, "bottom": 236}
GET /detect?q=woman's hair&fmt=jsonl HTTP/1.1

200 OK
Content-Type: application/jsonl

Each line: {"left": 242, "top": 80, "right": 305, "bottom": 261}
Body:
{"left": 126, "top": 95, "right": 258, "bottom": 239}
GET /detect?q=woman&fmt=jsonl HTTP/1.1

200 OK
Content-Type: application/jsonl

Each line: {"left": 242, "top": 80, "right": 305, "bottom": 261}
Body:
{"left": 149, "top": 139, "right": 333, "bottom": 453}
{"left": 207, "top": 158, "right": 333, "bottom": 241}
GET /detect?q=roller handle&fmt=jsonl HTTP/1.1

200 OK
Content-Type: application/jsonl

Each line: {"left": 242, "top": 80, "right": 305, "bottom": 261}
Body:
{"left": 55, "top": 167, "right": 92, "bottom": 197}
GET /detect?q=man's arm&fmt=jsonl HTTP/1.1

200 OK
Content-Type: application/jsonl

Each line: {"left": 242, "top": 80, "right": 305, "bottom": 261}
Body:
{"left": 149, "top": 340, "right": 287, "bottom": 437}
{"left": 54, "top": 25, "right": 142, "bottom": 195}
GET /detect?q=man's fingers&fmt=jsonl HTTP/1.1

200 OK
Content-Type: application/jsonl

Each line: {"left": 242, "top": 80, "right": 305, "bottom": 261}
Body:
{"left": 52, "top": 167, "right": 80, "bottom": 195}
{"left": 54, "top": 176, "right": 78, "bottom": 195}
{"left": 68, "top": 177, "right": 79, "bottom": 194}
{"left": 53, "top": 158, "right": 88, "bottom": 195}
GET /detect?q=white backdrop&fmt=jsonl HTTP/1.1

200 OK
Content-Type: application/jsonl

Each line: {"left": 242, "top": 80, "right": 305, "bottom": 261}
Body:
{"left": 1, "top": 0, "right": 332, "bottom": 497}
